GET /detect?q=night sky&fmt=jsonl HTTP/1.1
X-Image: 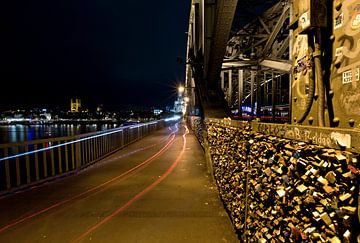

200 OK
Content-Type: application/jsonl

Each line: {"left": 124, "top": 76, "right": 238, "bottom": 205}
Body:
{"left": 0, "top": 0, "right": 191, "bottom": 111}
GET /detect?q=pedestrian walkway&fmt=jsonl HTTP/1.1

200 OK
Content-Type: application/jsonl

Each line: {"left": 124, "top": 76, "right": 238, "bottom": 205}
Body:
{"left": 0, "top": 123, "right": 238, "bottom": 242}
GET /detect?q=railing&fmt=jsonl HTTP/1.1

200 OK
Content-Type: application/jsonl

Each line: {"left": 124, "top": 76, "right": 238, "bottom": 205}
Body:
{"left": 204, "top": 117, "right": 360, "bottom": 240}
{"left": 186, "top": 116, "right": 204, "bottom": 148}
{"left": 0, "top": 120, "right": 166, "bottom": 193}
{"left": 206, "top": 118, "right": 360, "bottom": 153}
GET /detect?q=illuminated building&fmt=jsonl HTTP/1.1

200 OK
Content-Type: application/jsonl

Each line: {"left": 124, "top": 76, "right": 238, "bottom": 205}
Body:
{"left": 173, "top": 86, "right": 186, "bottom": 114}
{"left": 70, "top": 98, "right": 81, "bottom": 113}
{"left": 96, "top": 104, "right": 103, "bottom": 113}
{"left": 153, "top": 109, "right": 163, "bottom": 115}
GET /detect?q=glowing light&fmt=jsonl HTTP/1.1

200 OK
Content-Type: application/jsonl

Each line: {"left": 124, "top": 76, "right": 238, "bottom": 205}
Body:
{"left": 178, "top": 86, "right": 185, "bottom": 93}
{"left": 72, "top": 125, "right": 187, "bottom": 242}
{"left": 165, "top": 115, "right": 181, "bottom": 122}
{"left": 0, "top": 122, "right": 160, "bottom": 162}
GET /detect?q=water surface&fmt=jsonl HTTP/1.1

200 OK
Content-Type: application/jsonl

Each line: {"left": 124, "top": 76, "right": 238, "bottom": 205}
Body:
{"left": 0, "top": 124, "right": 119, "bottom": 144}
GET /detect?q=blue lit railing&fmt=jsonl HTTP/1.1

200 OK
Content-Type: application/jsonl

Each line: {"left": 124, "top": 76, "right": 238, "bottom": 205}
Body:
{"left": 0, "top": 120, "right": 168, "bottom": 192}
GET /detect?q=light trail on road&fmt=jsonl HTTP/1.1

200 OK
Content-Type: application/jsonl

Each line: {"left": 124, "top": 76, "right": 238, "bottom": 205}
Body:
{"left": 72, "top": 125, "right": 189, "bottom": 242}
{"left": 0, "top": 125, "right": 179, "bottom": 235}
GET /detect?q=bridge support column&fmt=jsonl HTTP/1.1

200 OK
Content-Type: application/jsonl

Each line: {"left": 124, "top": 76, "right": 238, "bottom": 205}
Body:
{"left": 264, "top": 72, "right": 268, "bottom": 106}
{"left": 272, "top": 72, "right": 276, "bottom": 122}
{"left": 228, "top": 69, "right": 232, "bottom": 106}
{"left": 221, "top": 71, "right": 225, "bottom": 91}
{"left": 250, "top": 70, "right": 256, "bottom": 119}
{"left": 256, "top": 69, "right": 261, "bottom": 119}
{"left": 238, "top": 69, "right": 244, "bottom": 118}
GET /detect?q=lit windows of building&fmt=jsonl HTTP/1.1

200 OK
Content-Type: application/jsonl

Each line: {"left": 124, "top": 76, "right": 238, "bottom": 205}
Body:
{"left": 70, "top": 99, "right": 81, "bottom": 113}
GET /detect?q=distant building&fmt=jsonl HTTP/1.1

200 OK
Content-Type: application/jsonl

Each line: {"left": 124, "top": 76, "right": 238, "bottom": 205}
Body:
{"left": 153, "top": 109, "right": 163, "bottom": 115}
{"left": 40, "top": 110, "right": 52, "bottom": 121}
{"left": 96, "top": 104, "right": 104, "bottom": 113}
{"left": 70, "top": 99, "right": 81, "bottom": 113}
{"left": 173, "top": 100, "right": 182, "bottom": 113}
{"left": 173, "top": 92, "right": 185, "bottom": 114}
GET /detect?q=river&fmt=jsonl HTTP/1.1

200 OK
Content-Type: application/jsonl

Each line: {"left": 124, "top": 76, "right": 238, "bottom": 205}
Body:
{"left": 0, "top": 124, "right": 120, "bottom": 144}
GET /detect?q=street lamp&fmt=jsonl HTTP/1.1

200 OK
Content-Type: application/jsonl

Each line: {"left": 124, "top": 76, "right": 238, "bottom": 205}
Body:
{"left": 178, "top": 86, "right": 185, "bottom": 94}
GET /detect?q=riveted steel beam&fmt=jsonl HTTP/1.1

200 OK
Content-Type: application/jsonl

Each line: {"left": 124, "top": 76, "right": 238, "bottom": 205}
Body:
{"left": 262, "top": 5, "right": 290, "bottom": 56}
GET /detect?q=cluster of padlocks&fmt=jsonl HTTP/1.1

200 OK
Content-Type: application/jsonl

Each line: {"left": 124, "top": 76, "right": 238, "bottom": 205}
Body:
{"left": 207, "top": 122, "right": 359, "bottom": 242}
{"left": 187, "top": 116, "right": 204, "bottom": 147}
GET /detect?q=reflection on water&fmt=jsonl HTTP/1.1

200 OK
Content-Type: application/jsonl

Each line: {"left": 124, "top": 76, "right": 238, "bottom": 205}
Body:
{"left": 0, "top": 124, "right": 119, "bottom": 144}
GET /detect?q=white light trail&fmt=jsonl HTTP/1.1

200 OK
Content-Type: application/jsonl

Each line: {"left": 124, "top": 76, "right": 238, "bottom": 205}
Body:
{"left": 0, "top": 122, "right": 161, "bottom": 162}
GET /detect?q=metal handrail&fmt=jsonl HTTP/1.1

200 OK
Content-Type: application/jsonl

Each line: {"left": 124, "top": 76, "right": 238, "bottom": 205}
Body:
{"left": 0, "top": 120, "right": 166, "bottom": 192}
{"left": 0, "top": 121, "right": 159, "bottom": 148}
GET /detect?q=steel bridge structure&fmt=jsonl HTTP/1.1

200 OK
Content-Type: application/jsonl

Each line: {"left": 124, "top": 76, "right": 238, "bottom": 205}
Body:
{"left": 185, "top": 0, "right": 360, "bottom": 130}
{"left": 184, "top": 3, "right": 360, "bottom": 240}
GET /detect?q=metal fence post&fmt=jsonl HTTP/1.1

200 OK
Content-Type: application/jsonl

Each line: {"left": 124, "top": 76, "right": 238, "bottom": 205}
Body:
{"left": 34, "top": 144, "right": 39, "bottom": 181}
{"left": 65, "top": 142, "right": 69, "bottom": 172}
{"left": 25, "top": 145, "right": 31, "bottom": 184}
{"left": 42, "top": 144, "right": 48, "bottom": 178}
{"left": 76, "top": 142, "right": 81, "bottom": 168}
{"left": 58, "top": 143, "right": 62, "bottom": 174}
{"left": 14, "top": 147, "right": 21, "bottom": 186}
{"left": 4, "top": 148, "right": 11, "bottom": 189}
{"left": 51, "top": 146, "right": 55, "bottom": 176}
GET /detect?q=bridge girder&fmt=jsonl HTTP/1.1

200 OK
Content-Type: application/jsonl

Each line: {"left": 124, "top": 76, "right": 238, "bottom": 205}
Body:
{"left": 220, "top": 1, "right": 291, "bottom": 118}
{"left": 186, "top": 0, "right": 238, "bottom": 118}
{"left": 186, "top": 0, "right": 291, "bottom": 118}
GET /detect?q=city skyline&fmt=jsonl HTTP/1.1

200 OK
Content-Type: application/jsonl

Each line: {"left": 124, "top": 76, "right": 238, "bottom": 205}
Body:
{"left": 0, "top": 0, "right": 191, "bottom": 110}
{"left": 0, "top": 99, "right": 172, "bottom": 113}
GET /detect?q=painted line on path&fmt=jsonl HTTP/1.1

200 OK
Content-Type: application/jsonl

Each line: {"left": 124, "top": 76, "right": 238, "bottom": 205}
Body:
{"left": 0, "top": 125, "right": 179, "bottom": 234}
{"left": 72, "top": 125, "right": 189, "bottom": 243}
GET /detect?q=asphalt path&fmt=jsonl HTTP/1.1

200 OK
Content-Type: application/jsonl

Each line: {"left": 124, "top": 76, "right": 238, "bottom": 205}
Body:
{"left": 0, "top": 123, "right": 238, "bottom": 242}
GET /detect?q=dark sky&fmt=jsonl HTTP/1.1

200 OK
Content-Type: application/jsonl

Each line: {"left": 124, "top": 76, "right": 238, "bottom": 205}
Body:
{"left": 0, "top": 0, "right": 191, "bottom": 111}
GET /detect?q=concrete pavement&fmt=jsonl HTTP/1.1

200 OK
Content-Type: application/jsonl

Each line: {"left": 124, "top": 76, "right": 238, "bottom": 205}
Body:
{"left": 0, "top": 123, "right": 238, "bottom": 243}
